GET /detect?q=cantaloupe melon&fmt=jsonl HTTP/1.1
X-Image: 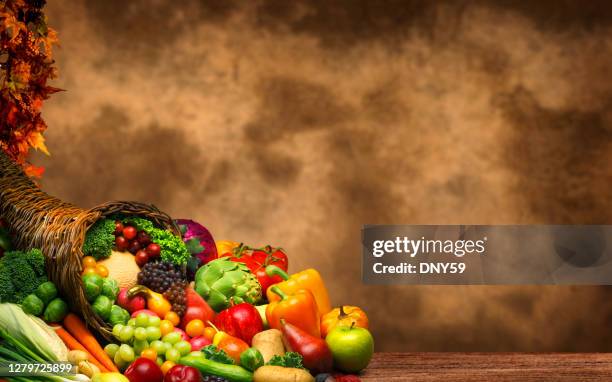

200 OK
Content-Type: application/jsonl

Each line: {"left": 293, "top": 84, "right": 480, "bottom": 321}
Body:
{"left": 98, "top": 250, "right": 140, "bottom": 289}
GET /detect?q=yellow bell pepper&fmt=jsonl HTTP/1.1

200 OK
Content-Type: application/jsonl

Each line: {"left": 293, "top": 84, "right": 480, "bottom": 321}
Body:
{"left": 265, "top": 266, "right": 331, "bottom": 315}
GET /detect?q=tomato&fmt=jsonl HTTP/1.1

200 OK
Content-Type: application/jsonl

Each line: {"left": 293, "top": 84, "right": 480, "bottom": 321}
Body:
{"left": 159, "top": 320, "right": 174, "bottom": 336}
{"left": 83, "top": 256, "right": 97, "bottom": 268}
{"left": 123, "top": 226, "right": 137, "bottom": 240}
{"left": 203, "top": 326, "right": 216, "bottom": 342}
{"left": 223, "top": 245, "right": 289, "bottom": 295}
{"left": 82, "top": 267, "right": 97, "bottom": 276}
{"left": 164, "top": 311, "right": 180, "bottom": 326}
{"left": 140, "top": 348, "right": 157, "bottom": 362}
{"left": 135, "top": 250, "right": 149, "bottom": 267}
{"left": 252, "top": 246, "right": 289, "bottom": 270}
{"left": 160, "top": 361, "right": 175, "bottom": 375}
{"left": 146, "top": 243, "right": 161, "bottom": 259}
{"left": 95, "top": 264, "right": 109, "bottom": 278}
{"left": 185, "top": 319, "right": 204, "bottom": 337}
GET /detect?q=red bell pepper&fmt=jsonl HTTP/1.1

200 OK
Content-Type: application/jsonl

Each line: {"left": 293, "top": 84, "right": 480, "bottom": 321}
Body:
{"left": 213, "top": 302, "right": 263, "bottom": 345}
{"left": 221, "top": 244, "right": 289, "bottom": 294}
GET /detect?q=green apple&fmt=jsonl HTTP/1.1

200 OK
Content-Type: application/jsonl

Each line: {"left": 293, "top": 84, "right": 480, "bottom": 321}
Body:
{"left": 325, "top": 325, "right": 374, "bottom": 373}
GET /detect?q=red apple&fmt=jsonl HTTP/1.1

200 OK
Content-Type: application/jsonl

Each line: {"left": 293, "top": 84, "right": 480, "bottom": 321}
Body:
{"left": 189, "top": 336, "right": 212, "bottom": 351}
{"left": 124, "top": 357, "right": 163, "bottom": 382}
{"left": 213, "top": 302, "right": 263, "bottom": 344}
{"left": 117, "top": 288, "right": 146, "bottom": 313}
{"left": 164, "top": 365, "right": 201, "bottom": 382}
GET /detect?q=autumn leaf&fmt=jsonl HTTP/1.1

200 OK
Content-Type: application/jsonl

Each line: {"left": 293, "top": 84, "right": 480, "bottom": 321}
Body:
{"left": 0, "top": 0, "right": 58, "bottom": 176}
{"left": 27, "top": 131, "right": 49, "bottom": 155}
{"left": 24, "top": 164, "right": 44, "bottom": 177}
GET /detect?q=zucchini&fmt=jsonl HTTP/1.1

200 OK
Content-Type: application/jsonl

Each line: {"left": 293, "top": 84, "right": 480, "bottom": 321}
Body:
{"left": 179, "top": 354, "right": 253, "bottom": 382}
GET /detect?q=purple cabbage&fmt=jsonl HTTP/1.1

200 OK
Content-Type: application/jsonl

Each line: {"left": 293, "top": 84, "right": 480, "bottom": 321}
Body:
{"left": 175, "top": 219, "right": 218, "bottom": 279}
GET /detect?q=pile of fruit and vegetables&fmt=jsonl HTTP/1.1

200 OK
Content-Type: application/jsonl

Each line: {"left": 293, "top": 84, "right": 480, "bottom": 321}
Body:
{"left": 0, "top": 217, "right": 373, "bottom": 382}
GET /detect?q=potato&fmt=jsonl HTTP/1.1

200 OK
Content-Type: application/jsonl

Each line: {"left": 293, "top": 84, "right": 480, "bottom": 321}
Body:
{"left": 67, "top": 350, "right": 89, "bottom": 365}
{"left": 252, "top": 329, "right": 285, "bottom": 363}
{"left": 254, "top": 366, "right": 314, "bottom": 382}
{"left": 77, "top": 360, "right": 100, "bottom": 378}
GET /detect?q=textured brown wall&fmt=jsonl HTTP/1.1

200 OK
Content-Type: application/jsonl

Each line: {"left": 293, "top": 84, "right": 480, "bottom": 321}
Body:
{"left": 34, "top": 0, "right": 612, "bottom": 351}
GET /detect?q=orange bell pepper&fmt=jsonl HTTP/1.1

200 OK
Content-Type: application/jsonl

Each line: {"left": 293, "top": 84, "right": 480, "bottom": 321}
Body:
{"left": 320, "top": 305, "right": 369, "bottom": 338}
{"left": 266, "top": 286, "right": 321, "bottom": 338}
{"left": 266, "top": 266, "right": 331, "bottom": 315}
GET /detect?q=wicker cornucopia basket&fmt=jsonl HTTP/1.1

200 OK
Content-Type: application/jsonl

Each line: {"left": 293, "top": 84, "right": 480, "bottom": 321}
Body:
{"left": 0, "top": 150, "right": 180, "bottom": 340}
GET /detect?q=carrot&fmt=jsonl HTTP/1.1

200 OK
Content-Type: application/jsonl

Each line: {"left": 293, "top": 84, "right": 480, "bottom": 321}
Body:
{"left": 62, "top": 313, "right": 118, "bottom": 372}
{"left": 52, "top": 324, "right": 109, "bottom": 372}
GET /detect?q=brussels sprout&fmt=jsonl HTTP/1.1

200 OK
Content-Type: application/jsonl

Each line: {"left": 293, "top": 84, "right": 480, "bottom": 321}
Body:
{"left": 109, "top": 305, "right": 130, "bottom": 326}
{"left": 101, "top": 278, "right": 119, "bottom": 301}
{"left": 35, "top": 281, "right": 58, "bottom": 305}
{"left": 92, "top": 295, "right": 113, "bottom": 321}
{"left": 240, "top": 347, "right": 264, "bottom": 371}
{"left": 44, "top": 298, "right": 68, "bottom": 323}
{"left": 82, "top": 274, "right": 103, "bottom": 302}
{"left": 22, "top": 294, "right": 44, "bottom": 316}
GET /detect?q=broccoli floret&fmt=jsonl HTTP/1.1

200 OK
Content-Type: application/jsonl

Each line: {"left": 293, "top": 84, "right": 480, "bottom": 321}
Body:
{"left": 0, "top": 264, "right": 15, "bottom": 303}
{"left": 83, "top": 219, "right": 116, "bottom": 260}
{"left": 21, "top": 248, "right": 46, "bottom": 276}
{"left": 0, "top": 249, "right": 47, "bottom": 304}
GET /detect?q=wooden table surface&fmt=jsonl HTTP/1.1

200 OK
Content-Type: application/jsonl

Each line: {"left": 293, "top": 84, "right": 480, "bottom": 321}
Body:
{"left": 361, "top": 353, "right": 612, "bottom": 381}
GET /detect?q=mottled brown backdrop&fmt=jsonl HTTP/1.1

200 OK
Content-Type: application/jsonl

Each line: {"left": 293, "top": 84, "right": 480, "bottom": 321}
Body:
{"left": 34, "top": 0, "right": 612, "bottom": 351}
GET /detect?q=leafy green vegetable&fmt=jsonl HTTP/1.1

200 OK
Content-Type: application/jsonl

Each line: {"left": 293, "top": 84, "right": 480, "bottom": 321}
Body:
{"left": 83, "top": 219, "right": 116, "bottom": 260}
{"left": 202, "top": 345, "right": 235, "bottom": 365}
{"left": 21, "top": 294, "right": 44, "bottom": 316}
{"left": 35, "top": 281, "right": 58, "bottom": 305}
{"left": 266, "top": 352, "right": 305, "bottom": 369}
{"left": 0, "top": 249, "right": 47, "bottom": 304}
{"left": 185, "top": 238, "right": 205, "bottom": 254}
{"left": 118, "top": 216, "right": 190, "bottom": 265}
{"left": 43, "top": 298, "right": 68, "bottom": 323}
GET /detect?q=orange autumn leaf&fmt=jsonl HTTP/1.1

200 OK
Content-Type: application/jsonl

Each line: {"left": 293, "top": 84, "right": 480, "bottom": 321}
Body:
{"left": 27, "top": 131, "right": 50, "bottom": 156}
{"left": 24, "top": 164, "right": 45, "bottom": 178}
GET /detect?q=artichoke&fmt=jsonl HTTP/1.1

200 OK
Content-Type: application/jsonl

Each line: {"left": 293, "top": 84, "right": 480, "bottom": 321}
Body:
{"left": 195, "top": 257, "right": 262, "bottom": 311}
